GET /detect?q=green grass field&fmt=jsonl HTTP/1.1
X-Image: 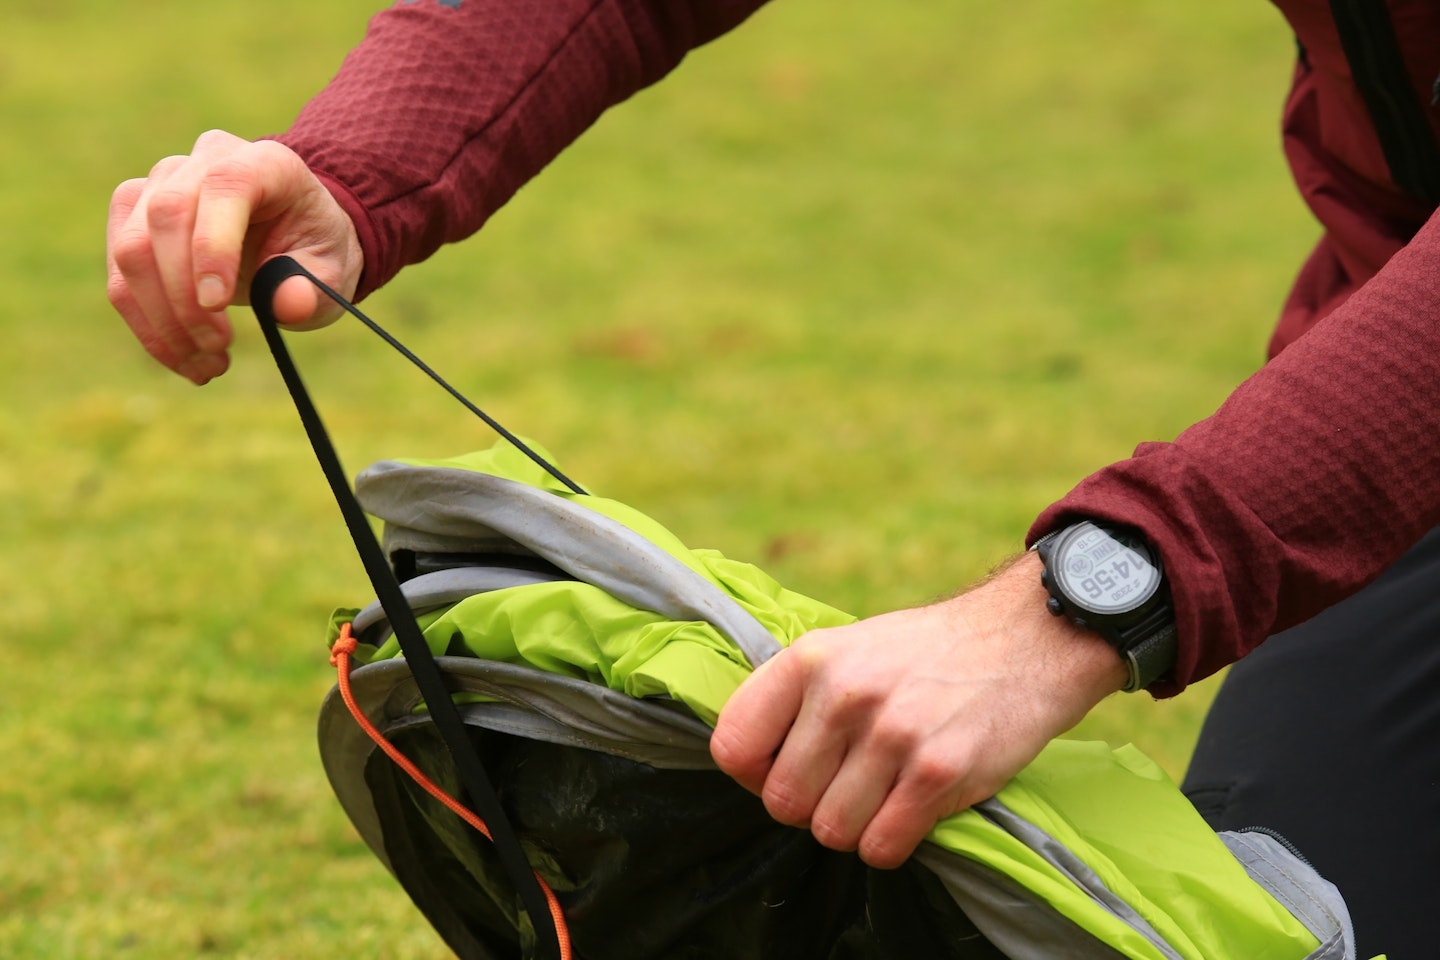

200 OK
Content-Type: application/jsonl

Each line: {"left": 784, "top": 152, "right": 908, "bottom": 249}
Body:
{"left": 2, "top": 1, "right": 1314, "bottom": 955}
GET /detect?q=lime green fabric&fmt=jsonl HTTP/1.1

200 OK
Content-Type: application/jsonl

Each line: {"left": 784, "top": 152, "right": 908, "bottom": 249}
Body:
{"left": 342, "top": 442, "right": 853, "bottom": 724}
{"left": 933, "top": 741, "right": 1320, "bottom": 959}
{"left": 336, "top": 441, "right": 1331, "bottom": 959}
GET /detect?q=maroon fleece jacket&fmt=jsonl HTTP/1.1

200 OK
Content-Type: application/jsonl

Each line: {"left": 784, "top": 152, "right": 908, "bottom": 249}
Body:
{"left": 277, "top": 0, "right": 1440, "bottom": 695}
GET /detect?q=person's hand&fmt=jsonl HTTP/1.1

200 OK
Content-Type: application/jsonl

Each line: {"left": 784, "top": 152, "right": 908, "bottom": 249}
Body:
{"left": 106, "top": 130, "right": 364, "bottom": 384}
{"left": 709, "top": 551, "right": 1128, "bottom": 868}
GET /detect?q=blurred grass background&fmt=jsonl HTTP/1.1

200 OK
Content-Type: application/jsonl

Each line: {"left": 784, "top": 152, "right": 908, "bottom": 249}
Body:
{"left": 1, "top": 0, "right": 1313, "bottom": 956}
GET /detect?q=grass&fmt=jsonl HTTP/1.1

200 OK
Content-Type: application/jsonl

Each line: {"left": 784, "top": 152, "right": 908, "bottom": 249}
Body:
{"left": 1, "top": 0, "right": 1312, "bottom": 955}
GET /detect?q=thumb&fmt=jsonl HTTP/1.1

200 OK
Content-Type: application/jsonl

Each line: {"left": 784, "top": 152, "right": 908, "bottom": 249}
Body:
{"left": 246, "top": 255, "right": 354, "bottom": 332}
{"left": 267, "top": 269, "right": 342, "bottom": 330}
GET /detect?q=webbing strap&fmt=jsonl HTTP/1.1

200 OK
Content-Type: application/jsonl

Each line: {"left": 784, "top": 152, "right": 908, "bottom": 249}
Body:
{"left": 250, "top": 255, "right": 564, "bottom": 960}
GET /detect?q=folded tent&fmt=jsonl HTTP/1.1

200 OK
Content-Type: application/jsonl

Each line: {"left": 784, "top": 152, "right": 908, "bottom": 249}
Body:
{"left": 318, "top": 442, "right": 1364, "bottom": 960}
{"left": 245, "top": 256, "right": 1369, "bottom": 960}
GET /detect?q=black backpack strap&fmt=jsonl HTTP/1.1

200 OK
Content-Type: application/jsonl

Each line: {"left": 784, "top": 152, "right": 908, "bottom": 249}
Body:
{"left": 1328, "top": 0, "right": 1440, "bottom": 205}
{"left": 250, "top": 256, "right": 564, "bottom": 960}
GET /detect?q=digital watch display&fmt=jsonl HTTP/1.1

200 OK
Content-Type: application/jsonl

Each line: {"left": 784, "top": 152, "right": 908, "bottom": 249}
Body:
{"left": 1049, "top": 524, "right": 1162, "bottom": 616}
{"left": 1035, "top": 519, "right": 1177, "bottom": 692}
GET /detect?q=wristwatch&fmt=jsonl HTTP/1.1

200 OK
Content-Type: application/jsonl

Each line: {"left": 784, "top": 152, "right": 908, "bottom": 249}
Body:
{"left": 1033, "top": 520, "right": 1177, "bottom": 692}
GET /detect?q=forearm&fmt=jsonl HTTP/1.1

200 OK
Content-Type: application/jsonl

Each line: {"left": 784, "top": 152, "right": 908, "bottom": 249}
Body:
{"left": 1032, "top": 206, "right": 1440, "bottom": 693}
{"left": 277, "top": 0, "right": 770, "bottom": 299}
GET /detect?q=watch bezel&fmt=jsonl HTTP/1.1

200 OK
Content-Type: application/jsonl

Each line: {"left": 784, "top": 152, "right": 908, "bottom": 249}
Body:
{"left": 1046, "top": 521, "right": 1163, "bottom": 620}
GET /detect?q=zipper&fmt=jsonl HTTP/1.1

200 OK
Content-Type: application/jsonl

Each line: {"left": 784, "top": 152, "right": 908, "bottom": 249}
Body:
{"left": 1328, "top": 0, "right": 1440, "bottom": 204}
{"left": 1232, "top": 827, "right": 1361, "bottom": 953}
{"left": 1235, "top": 825, "right": 1315, "bottom": 869}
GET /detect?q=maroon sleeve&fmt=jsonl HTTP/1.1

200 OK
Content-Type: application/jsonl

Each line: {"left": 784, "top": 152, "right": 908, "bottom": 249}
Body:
{"left": 1030, "top": 209, "right": 1440, "bottom": 696}
{"left": 276, "top": 0, "right": 769, "bottom": 300}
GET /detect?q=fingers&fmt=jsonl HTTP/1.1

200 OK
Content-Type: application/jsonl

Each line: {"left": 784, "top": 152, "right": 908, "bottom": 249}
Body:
{"left": 745, "top": 636, "right": 890, "bottom": 832}
{"left": 109, "top": 163, "right": 230, "bottom": 382}
{"left": 109, "top": 147, "right": 236, "bottom": 383}
{"left": 711, "top": 651, "right": 805, "bottom": 795}
{"left": 105, "top": 130, "right": 362, "bottom": 383}
{"left": 804, "top": 734, "right": 898, "bottom": 851}
{"left": 145, "top": 152, "right": 232, "bottom": 351}
{"left": 855, "top": 747, "right": 975, "bottom": 869}
{"left": 713, "top": 627, "right": 960, "bottom": 866}
{"left": 189, "top": 134, "right": 321, "bottom": 317}
{"left": 710, "top": 574, "right": 1109, "bottom": 870}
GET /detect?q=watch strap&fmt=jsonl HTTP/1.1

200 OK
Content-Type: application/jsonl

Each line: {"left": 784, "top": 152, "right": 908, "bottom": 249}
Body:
{"left": 1118, "top": 617, "right": 1177, "bottom": 692}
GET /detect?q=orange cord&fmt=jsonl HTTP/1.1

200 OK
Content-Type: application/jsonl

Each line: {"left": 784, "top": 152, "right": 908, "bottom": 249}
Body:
{"left": 331, "top": 623, "right": 573, "bottom": 960}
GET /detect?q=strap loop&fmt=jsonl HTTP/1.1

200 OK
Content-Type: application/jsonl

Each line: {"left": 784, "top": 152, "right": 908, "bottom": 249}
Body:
{"left": 250, "top": 256, "right": 585, "bottom": 495}
{"left": 251, "top": 255, "right": 566, "bottom": 960}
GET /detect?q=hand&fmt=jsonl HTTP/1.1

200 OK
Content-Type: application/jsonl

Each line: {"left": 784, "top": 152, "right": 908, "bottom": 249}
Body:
{"left": 709, "top": 551, "right": 1127, "bottom": 868}
{"left": 106, "top": 130, "right": 364, "bottom": 384}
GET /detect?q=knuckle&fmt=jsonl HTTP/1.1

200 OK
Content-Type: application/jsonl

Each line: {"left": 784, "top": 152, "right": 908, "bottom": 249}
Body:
{"left": 251, "top": 136, "right": 302, "bottom": 165}
{"left": 707, "top": 726, "right": 750, "bottom": 775}
{"left": 145, "top": 187, "right": 195, "bottom": 229}
{"left": 135, "top": 330, "right": 177, "bottom": 365}
{"left": 858, "top": 809, "right": 930, "bottom": 869}
{"left": 786, "top": 630, "right": 830, "bottom": 669}
{"left": 110, "top": 178, "right": 145, "bottom": 209}
{"left": 818, "top": 681, "right": 870, "bottom": 724}
{"left": 201, "top": 157, "right": 259, "bottom": 198}
{"left": 189, "top": 233, "right": 236, "bottom": 277}
{"left": 809, "top": 816, "right": 859, "bottom": 853}
{"left": 761, "top": 782, "right": 812, "bottom": 828}
{"left": 104, "top": 272, "right": 132, "bottom": 310}
{"left": 859, "top": 836, "right": 911, "bottom": 870}
{"left": 109, "top": 230, "right": 153, "bottom": 274}
{"left": 194, "top": 128, "right": 239, "bottom": 150}
{"left": 788, "top": 630, "right": 881, "bottom": 715}
{"left": 147, "top": 153, "right": 189, "bottom": 179}
{"left": 867, "top": 712, "right": 921, "bottom": 755}
{"left": 907, "top": 750, "right": 959, "bottom": 794}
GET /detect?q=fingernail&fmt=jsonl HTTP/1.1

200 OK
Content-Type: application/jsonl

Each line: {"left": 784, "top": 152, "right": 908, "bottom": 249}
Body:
{"left": 196, "top": 274, "right": 226, "bottom": 310}
{"left": 178, "top": 356, "right": 206, "bottom": 384}
{"left": 191, "top": 324, "right": 224, "bottom": 354}
{"left": 182, "top": 352, "right": 221, "bottom": 385}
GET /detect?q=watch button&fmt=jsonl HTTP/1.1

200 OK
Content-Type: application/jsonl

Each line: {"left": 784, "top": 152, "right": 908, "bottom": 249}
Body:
{"left": 1045, "top": 597, "right": 1064, "bottom": 617}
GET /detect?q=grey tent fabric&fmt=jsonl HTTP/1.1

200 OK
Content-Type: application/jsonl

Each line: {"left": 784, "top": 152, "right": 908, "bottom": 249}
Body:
{"left": 352, "top": 565, "right": 572, "bottom": 638}
{"left": 1220, "top": 832, "right": 1355, "bottom": 960}
{"left": 318, "top": 453, "right": 1360, "bottom": 960}
{"left": 356, "top": 461, "right": 784, "bottom": 669}
{"left": 321, "top": 654, "right": 1355, "bottom": 960}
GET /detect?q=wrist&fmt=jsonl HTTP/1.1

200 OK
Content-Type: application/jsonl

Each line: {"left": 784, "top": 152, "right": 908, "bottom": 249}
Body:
{"left": 1005, "top": 552, "right": 1130, "bottom": 699}
{"left": 1033, "top": 519, "right": 1177, "bottom": 691}
{"left": 947, "top": 553, "right": 1127, "bottom": 712}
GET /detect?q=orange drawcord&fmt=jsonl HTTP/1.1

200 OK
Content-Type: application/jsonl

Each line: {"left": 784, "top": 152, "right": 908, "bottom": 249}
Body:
{"left": 330, "top": 623, "right": 573, "bottom": 960}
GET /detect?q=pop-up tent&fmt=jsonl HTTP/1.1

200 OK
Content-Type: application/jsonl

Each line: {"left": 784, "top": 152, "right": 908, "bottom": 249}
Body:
{"left": 249, "top": 255, "right": 1369, "bottom": 960}
{"left": 319, "top": 444, "right": 1358, "bottom": 960}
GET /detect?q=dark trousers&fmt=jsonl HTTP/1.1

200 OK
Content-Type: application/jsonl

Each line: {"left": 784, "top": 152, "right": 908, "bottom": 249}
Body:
{"left": 1182, "top": 528, "right": 1440, "bottom": 960}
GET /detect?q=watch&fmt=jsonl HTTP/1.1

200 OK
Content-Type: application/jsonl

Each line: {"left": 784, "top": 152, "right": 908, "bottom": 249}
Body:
{"left": 1034, "top": 519, "right": 1177, "bottom": 692}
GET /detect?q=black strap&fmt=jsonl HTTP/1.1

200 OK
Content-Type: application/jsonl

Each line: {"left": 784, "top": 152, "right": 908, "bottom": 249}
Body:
{"left": 250, "top": 256, "right": 563, "bottom": 960}
{"left": 1328, "top": 0, "right": 1440, "bottom": 205}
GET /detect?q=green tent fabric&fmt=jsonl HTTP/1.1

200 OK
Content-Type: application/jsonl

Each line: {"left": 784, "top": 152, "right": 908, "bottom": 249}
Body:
{"left": 320, "top": 441, "right": 1369, "bottom": 960}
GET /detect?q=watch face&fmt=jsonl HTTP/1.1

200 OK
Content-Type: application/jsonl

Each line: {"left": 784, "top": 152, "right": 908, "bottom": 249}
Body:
{"left": 1053, "top": 523, "right": 1162, "bottom": 615}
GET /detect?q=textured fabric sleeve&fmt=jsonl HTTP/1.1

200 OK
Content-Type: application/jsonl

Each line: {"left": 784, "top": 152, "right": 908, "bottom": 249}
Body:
{"left": 275, "top": 0, "right": 769, "bottom": 300}
{"left": 1029, "top": 207, "right": 1440, "bottom": 697}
